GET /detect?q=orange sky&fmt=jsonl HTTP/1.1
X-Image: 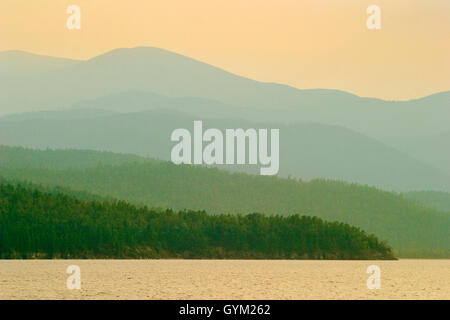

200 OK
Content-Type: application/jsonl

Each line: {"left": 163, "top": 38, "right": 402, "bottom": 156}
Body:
{"left": 1, "top": 0, "right": 449, "bottom": 100}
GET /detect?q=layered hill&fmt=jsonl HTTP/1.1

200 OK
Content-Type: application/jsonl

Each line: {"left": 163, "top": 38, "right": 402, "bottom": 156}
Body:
{"left": 1, "top": 110, "right": 449, "bottom": 192}
{"left": 404, "top": 191, "right": 450, "bottom": 213}
{"left": 0, "top": 146, "right": 448, "bottom": 258}
{"left": 1, "top": 48, "right": 449, "bottom": 140}
{"left": 2, "top": 47, "right": 450, "bottom": 192}
{"left": 389, "top": 130, "right": 450, "bottom": 176}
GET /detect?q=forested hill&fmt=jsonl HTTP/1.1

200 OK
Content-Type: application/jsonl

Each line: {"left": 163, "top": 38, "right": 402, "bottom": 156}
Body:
{"left": 0, "top": 146, "right": 149, "bottom": 169}
{"left": 0, "top": 184, "right": 394, "bottom": 260}
{"left": 404, "top": 191, "right": 450, "bottom": 212}
{"left": 0, "top": 147, "right": 449, "bottom": 258}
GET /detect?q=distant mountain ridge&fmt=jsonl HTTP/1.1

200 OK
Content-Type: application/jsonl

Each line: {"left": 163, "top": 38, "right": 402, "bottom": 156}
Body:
{"left": 1, "top": 48, "right": 449, "bottom": 139}
{"left": 2, "top": 47, "right": 450, "bottom": 193}
{"left": 388, "top": 131, "right": 450, "bottom": 176}
{"left": 0, "top": 50, "right": 78, "bottom": 76}
{"left": 1, "top": 109, "right": 450, "bottom": 192}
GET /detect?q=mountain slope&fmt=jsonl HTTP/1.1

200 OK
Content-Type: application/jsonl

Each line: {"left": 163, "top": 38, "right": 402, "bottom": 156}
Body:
{"left": 0, "top": 146, "right": 150, "bottom": 169}
{"left": 1, "top": 48, "right": 449, "bottom": 140}
{"left": 0, "top": 50, "right": 78, "bottom": 76}
{"left": 404, "top": 191, "right": 450, "bottom": 212}
{"left": 0, "top": 108, "right": 117, "bottom": 122}
{"left": 388, "top": 130, "right": 450, "bottom": 176}
{"left": 1, "top": 146, "right": 449, "bottom": 258}
{"left": 1, "top": 110, "right": 449, "bottom": 192}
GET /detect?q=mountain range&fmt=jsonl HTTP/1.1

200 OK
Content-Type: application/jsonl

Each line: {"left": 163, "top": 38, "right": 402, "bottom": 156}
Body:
{"left": 1, "top": 109, "right": 450, "bottom": 192}
{"left": 1, "top": 46, "right": 450, "bottom": 258}
{"left": 1, "top": 47, "right": 449, "bottom": 139}
{"left": 1, "top": 47, "right": 450, "bottom": 191}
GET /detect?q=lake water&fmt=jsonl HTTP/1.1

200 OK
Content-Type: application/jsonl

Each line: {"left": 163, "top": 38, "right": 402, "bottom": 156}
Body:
{"left": 0, "top": 260, "right": 448, "bottom": 299}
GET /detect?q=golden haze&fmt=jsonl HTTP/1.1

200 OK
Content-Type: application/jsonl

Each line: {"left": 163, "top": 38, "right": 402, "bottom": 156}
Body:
{"left": 1, "top": 0, "right": 449, "bottom": 100}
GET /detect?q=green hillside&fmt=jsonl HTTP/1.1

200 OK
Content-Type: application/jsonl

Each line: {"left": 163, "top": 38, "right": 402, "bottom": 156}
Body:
{"left": 0, "top": 146, "right": 149, "bottom": 169}
{"left": 0, "top": 184, "right": 394, "bottom": 260}
{"left": 1, "top": 147, "right": 449, "bottom": 258}
{"left": 2, "top": 108, "right": 450, "bottom": 192}
{"left": 404, "top": 191, "right": 450, "bottom": 212}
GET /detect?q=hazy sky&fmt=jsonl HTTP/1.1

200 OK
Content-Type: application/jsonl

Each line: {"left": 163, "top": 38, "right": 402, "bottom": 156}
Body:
{"left": 1, "top": 0, "right": 449, "bottom": 100}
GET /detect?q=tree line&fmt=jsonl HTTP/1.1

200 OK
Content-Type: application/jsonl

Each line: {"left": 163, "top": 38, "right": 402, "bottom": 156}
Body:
{"left": 0, "top": 184, "right": 394, "bottom": 259}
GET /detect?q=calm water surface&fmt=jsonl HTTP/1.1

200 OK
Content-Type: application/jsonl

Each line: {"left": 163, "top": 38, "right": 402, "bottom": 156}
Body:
{"left": 0, "top": 259, "right": 448, "bottom": 299}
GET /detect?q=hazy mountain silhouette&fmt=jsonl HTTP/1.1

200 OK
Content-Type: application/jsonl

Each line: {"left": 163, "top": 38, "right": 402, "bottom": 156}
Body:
{"left": 0, "top": 50, "right": 78, "bottom": 76}
{"left": 70, "top": 91, "right": 247, "bottom": 117}
{"left": 2, "top": 47, "right": 450, "bottom": 191}
{"left": 0, "top": 108, "right": 117, "bottom": 122}
{"left": 1, "top": 47, "right": 449, "bottom": 140}
{"left": 388, "top": 130, "right": 450, "bottom": 176}
{"left": 1, "top": 109, "right": 449, "bottom": 192}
